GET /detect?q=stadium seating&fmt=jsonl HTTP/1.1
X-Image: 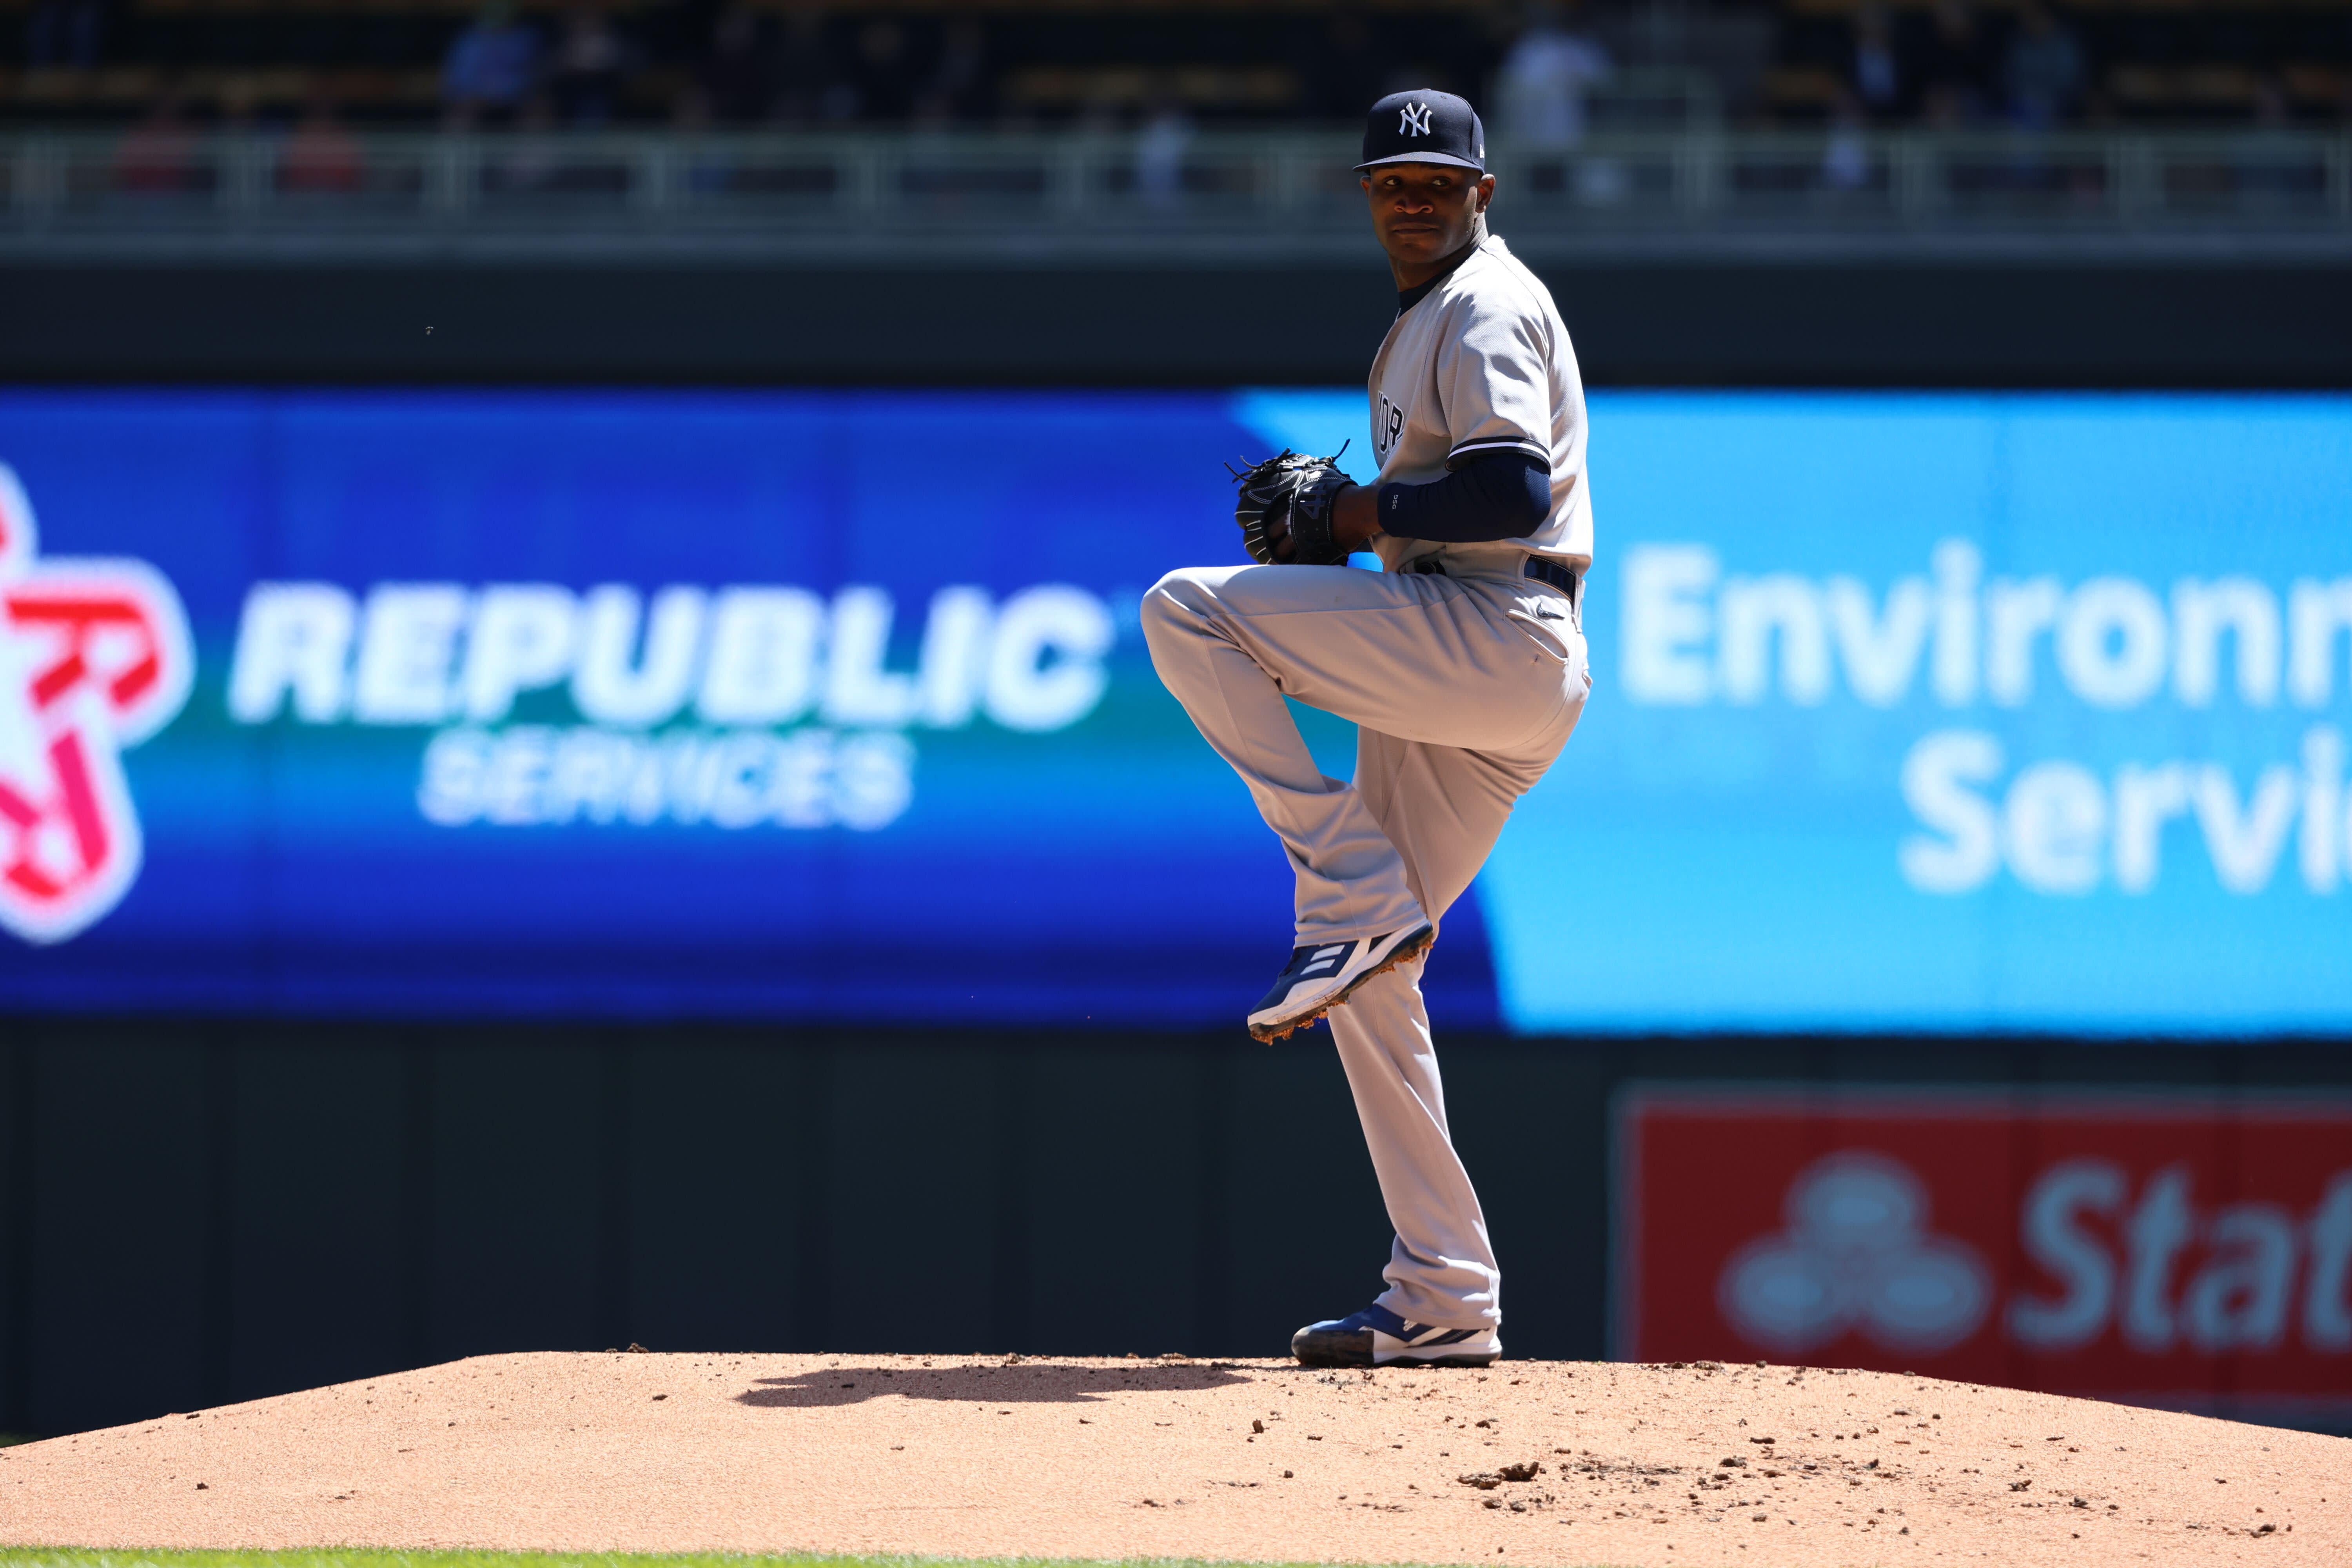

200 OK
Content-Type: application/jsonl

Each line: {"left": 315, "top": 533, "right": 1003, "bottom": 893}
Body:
{"left": 0, "top": 0, "right": 2343, "bottom": 132}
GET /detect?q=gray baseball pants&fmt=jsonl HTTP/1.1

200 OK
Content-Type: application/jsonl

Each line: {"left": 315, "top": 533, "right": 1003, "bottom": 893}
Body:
{"left": 1141, "top": 546, "right": 1590, "bottom": 1331}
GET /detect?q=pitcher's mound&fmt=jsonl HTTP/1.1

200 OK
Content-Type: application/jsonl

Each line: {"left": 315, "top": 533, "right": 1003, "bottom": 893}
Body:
{"left": 2, "top": 1352, "right": 2342, "bottom": 1566}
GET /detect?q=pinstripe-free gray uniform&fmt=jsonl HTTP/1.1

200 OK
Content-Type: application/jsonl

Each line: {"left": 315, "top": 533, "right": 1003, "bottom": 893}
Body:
{"left": 1143, "top": 230, "right": 1593, "bottom": 1339}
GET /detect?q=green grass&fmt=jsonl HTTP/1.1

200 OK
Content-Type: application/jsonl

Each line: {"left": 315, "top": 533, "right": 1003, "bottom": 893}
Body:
{"left": 0, "top": 1557, "right": 1047, "bottom": 1568}
{"left": 0, "top": 1556, "right": 1551, "bottom": 1568}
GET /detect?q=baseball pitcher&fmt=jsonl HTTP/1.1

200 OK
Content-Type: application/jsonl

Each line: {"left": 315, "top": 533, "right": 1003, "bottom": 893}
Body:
{"left": 1142, "top": 89, "right": 1592, "bottom": 1368}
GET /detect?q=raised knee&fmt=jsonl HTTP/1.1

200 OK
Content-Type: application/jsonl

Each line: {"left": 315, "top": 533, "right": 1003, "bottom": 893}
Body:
{"left": 1141, "top": 567, "right": 1214, "bottom": 641}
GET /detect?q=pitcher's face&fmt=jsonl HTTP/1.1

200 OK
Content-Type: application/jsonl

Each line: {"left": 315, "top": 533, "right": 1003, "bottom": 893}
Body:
{"left": 1363, "top": 162, "right": 1494, "bottom": 271}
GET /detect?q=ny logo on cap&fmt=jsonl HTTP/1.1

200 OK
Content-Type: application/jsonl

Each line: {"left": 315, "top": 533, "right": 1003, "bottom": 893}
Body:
{"left": 1399, "top": 101, "right": 1432, "bottom": 136}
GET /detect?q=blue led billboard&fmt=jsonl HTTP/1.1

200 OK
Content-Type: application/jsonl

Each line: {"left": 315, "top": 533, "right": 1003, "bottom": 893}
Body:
{"left": 0, "top": 389, "right": 2347, "bottom": 1035}
{"left": 1493, "top": 392, "right": 2352, "bottom": 1036}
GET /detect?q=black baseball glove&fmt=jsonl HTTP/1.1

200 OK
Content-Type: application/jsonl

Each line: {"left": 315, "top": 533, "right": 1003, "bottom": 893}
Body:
{"left": 1229, "top": 445, "right": 1354, "bottom": 566}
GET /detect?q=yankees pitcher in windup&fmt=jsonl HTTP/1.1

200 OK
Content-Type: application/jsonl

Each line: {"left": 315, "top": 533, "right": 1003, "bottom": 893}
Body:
{"left": 1142, "top": 89, "right": 1592, "bottom": 1370}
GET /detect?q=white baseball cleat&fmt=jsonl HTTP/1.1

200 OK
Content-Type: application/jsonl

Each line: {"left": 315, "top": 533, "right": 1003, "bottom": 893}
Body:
{"left": 1291, "top": 1304, "right": 1502, "bottom": 1368}
{"left": 1246, "top": 923, "right": 1434, "bottom": 1043}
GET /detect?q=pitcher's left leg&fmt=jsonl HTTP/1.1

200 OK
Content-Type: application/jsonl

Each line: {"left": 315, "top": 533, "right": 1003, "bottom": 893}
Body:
{"left": 1327, "top": 955, "right": 1501, "bottom": 1336}
{"left": 1316, "top": 729, "right": 1530, "bottom": 1347}
{"left": 1293, "top": 675, "right": 1584, "bottom": 1365}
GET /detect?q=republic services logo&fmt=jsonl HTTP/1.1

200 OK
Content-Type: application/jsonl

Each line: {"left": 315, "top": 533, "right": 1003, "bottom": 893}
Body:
{"left": 0, "top": 466, "right": 192, "bottom": 944}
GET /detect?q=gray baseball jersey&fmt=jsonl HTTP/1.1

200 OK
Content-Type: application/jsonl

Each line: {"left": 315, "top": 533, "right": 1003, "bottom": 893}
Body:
{"left": 1140, "top": 223, "right": 1595, "bottom": 1346}
{"left": 1366, "top": 232, "right": 1593, "bottom": 574}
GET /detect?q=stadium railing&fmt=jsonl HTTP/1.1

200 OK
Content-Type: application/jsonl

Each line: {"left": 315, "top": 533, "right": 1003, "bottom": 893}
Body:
{"left": 7, "top": 126, "right": 2350, "bottom": 259}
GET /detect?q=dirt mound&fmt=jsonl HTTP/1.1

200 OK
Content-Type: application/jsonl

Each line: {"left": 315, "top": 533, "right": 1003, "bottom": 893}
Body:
{"left": 2, "top": 1352, "right": 2341, "bottom": 1566}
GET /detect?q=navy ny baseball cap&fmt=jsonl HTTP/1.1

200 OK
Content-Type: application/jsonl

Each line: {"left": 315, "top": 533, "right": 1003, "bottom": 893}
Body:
{"left": 1357, "top": 89, "right": 1486, "bottom": 174}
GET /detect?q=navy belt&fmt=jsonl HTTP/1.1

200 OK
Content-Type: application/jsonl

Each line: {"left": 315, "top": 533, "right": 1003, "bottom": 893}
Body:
{"left": 1521, "top": 555, "right": 1582, "bottom": 597}
{"left": 1405, "top": 553, "right": 1581, "bottom": 600}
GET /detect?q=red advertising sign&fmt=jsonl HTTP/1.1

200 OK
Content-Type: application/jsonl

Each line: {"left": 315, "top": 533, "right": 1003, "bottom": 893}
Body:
{"left": 1614, "top": 1086, "right": 2352, "bottom": 1423}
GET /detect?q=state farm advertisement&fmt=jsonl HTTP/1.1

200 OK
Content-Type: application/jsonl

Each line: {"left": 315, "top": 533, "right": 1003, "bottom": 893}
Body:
{"left": 1613, "top": 1086, "right": 2352, "bottom": 1422}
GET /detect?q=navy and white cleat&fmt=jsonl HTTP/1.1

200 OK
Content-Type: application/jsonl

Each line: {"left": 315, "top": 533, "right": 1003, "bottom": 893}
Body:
{"left": 1246, "top": 923, "right": 1434, "bottom": 1044}
{"left": 1290, "top": 1304, "right": 1501, "bottom": 1368}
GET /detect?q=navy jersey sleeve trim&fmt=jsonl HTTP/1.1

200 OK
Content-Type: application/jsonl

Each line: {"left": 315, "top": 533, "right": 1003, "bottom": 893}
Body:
{"left": 1375, "top": 450, "right": 1552, "bottom": 544}
{"left": 1445, "top": 435, "right": 1550, "bottom": 470}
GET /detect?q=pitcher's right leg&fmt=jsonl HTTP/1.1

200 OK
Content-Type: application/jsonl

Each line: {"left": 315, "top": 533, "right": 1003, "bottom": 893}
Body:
{"left": 1140, "top": 564, "right": 1423, "bottom": 947}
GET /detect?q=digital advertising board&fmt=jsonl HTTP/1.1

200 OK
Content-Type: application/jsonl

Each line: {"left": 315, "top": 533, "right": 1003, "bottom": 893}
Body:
{"left": 1613, "top": 1085, "right": 2352, "bottom": 1425}
{"left": 0, "top": 389, "right": 1344, "bottom": 1024}
{"left": 0, "top": 388, "right": 2348, "bottom": 1034}
{"left": 1491, "top": 392, "right": 2352, "bottom": 1036}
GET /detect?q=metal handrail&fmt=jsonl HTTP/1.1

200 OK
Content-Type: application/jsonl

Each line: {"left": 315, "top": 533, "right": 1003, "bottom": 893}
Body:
{"left": 8, "top": 127, "right": 2349, "bottom": 258}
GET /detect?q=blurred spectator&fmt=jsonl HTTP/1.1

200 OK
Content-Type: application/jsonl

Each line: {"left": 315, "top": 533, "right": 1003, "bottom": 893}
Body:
{"left": 2002, "top": 1, "right": 2083, "bottom": 130}
{"left": 1304, "top": 5, "right": 1387, "bottom": 123}
{"left": 279, "top": 87, "right": 366, "bottom": 193}
{"left": 443, "top": 1, "right": 543, "bottom": 127}
{"left": 774, "top": 2, "right": 849, "bottom": 123}
{"left": 25, "top": 0, "right": 105, "bottom": 69}
{"left": 1917, "top": 0, "right": 1991, "bottom": 127}
{"left": 1136, "top": 84, "right": 1193, "bottom": 209}
{"left": 1820, "top": 88, "right": 1873, "bottom": 189}
{"left": 113, "top": 90, "right": 201, "bottom": 194}
{"left": 852, "top": 18, "right": 913, "bottom": 122}
{"left": 690, "top": 5, "right": 773, "bottom": 124}
{"left": 1849, "top": 6, "right": 1902, "bottom": 122}
{"left": 914, "top": 16, "right": 989, "bottom": 125}
{"left": 1496, "top": 0, "right": 1613, "bottom": 149}
{"left": 551, "top": 6, "right": 632, "bottom": 127}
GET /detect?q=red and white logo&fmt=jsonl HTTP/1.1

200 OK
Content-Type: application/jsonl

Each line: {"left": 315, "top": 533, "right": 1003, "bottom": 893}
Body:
{"left": 1617, "top": 1085, "right": 2352, "bottom": 1422}
{"left": 0, "top": 466, "right": 192, "bottom": 943}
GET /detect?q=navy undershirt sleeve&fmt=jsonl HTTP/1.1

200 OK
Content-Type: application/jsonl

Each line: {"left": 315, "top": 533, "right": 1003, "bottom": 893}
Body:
{"left": 1373, "top": 450, "right": 1551, "bottom": 544}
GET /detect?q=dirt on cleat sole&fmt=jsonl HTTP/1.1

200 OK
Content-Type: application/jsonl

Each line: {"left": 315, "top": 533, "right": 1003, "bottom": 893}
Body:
{"left": 1249, "top": 924, "right": 1436, "bottom": 1044}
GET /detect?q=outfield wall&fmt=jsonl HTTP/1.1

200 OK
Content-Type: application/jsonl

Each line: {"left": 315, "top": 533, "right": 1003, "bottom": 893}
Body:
{"left": 3, "top": 1020, "right": 2348, "bottom": 1442}
{"left": 3, "top": 261, "right": 2351, "bottom": 388}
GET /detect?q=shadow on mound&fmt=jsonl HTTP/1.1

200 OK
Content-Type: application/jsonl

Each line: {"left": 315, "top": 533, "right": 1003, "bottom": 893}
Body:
{"left": 736, "top": 1359, "right": 1269, "bottom": 1408}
